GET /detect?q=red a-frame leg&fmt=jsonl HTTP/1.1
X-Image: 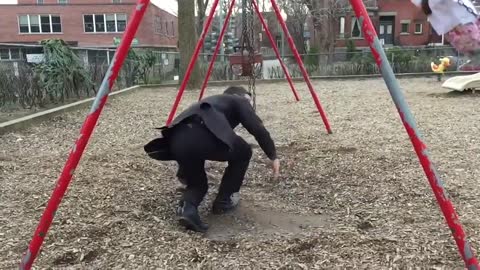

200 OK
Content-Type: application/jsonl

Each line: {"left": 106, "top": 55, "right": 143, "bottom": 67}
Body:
{"left": 269, "top": 0, "right": 332, "bottom": 134}
{"left": 199, "top": 0, "right": 300, "bottom": 102}
{"left": 252, "top": 0, "right": 300, "bottom": 102}
{"left": 166, "top": 0, "right": 221, "bottom": 125}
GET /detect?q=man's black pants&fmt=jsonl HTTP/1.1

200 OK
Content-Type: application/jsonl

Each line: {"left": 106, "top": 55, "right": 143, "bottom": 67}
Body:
{"left": 169, "top": 118, "right": 252, "bottom": 207}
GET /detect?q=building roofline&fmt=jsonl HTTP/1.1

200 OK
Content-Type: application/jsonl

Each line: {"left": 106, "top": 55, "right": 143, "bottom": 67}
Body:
{"left": 150, "top": 0, "right": 178, "bottom": 17}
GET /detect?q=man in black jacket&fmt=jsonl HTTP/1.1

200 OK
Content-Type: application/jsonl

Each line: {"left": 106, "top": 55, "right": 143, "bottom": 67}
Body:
{"left": 144, "top": 86, "right": 280, "bottom": 232}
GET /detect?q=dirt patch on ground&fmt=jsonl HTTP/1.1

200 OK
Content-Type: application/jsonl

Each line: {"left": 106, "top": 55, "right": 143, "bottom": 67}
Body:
{"left": 205, "top": 201, "right": 331, "bottom": 241}
{"left": 1, "top": 78, "right": 479, "bottom": 269}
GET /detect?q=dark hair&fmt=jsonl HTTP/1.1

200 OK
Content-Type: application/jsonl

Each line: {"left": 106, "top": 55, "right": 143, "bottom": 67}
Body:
{"left": 421, "top": 0, "right": 432, "bottom": 15}
{"left": 223, "top": 86, "right": 251, "bottom": 97}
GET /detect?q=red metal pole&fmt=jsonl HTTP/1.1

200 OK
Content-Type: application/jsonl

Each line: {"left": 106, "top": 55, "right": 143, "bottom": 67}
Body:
{"left": 348, "top": 0, "right": 479, "bottom": 269}
{"left": 198, "top": 0, "right": 237, "bottom": 101}
{"left": 166, "top": 0, "right": 220, "bottom": 124}
{"left": 251, "top": 0, "right": 300, "bottom": 102}
{"left": 18, "top": 1, "right": 150, "bottom": 269}
{"left": 269, "top": 0, "right": 332, "bottom": 134}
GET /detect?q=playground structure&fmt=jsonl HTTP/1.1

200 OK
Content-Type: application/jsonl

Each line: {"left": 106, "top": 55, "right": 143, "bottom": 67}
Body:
{"left": 15, "top": 0, "right": 479, "bottom": 270}
{"left": 431, "top": 57, "right": 451, "bottom": 81}
{"left": 442, "top": 72, "right": 480, "bottom": 92}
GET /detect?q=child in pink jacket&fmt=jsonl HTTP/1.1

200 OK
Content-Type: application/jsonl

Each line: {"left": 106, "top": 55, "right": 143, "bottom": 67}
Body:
{"left": 411, "top": 0, "right": 479, "bottom": 56}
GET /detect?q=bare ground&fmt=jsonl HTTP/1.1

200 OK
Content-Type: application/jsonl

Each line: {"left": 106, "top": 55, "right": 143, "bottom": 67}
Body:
{"left": 1, "top": 77, "right": 479, "bottom": 269}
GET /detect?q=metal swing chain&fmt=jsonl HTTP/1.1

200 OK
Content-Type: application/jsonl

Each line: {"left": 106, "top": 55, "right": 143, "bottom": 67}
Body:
{"left": 246, "top": 0, "right": 257, "bottom": 110}
{"left": 456, "top": 0, "right": 479, "bottom": 18}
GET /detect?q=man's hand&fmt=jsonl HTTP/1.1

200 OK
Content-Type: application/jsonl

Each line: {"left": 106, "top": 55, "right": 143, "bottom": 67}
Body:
{"left": 271, "top": 159, "right": 280, "bottom": 180}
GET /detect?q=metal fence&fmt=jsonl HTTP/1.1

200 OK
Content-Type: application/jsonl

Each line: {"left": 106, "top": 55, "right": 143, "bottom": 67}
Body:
{"left": 0, "top": 45, "right": 475, "bottom": 111}
{"left": 192, "top": 46, "right": 470, "bottom": 81}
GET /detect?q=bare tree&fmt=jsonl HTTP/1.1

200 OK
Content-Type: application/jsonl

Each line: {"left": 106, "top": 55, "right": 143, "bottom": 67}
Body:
{"left": 278, "top": 0, "right": 309, "bottom": 55}
{"left": 303, "top": 0, "right": 349, "bottom": 63}
{"left": 179, "top": 0, "right": 202, "bottom": 89}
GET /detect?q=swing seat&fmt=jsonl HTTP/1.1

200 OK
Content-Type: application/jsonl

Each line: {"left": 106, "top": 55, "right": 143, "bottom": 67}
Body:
{"left": 229, "top": 51, "right": 263, "bottom": 76}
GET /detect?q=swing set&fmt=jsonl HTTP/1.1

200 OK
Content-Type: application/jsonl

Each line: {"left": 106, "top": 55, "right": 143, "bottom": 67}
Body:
{"left": 19, "top": 0, "right": 479, "bottom": 269}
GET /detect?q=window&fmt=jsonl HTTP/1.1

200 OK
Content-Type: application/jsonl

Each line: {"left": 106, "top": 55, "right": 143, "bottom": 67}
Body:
{"left": 83, "top": 14, "right": 127, "bottom": 33}
{"left": 154, "top": 16, "right": 163, "bottom": 33}
{"left": 106, "top": 14, "right": 116, "bottom": 32}
{"left": 339, "top": 16, "right": 345, "bottom": 38}
{"left": 0, "top": 50, "right": 9, "bottom": 60}
{"left": 116, "top": 14, "right": 127, "bottom": 31}
{"left": 84, "top": 15, "right": 94, "bottom": 32}
{"left": 30, "top": 15, "right": 40, "bottom": 33}
{"left": 40, "top": 15, "right": 51, "bottom": 33}
{"left": 58, "top": 0, "right": 68, "bottom": 4}
{"left": 112, "top": 0, "right": 122, "bottom": 2}
{"left": 52, "top": 16, "right": 62, "bottom": 32}
{"left": 18, "top": 15, "right": 62, "bottom": 34}
{"left": 351, "top": 17, "right": 362, "bottom": 38}
{"left": 415, "top": 23, "right": 423, "bottom": 34}
{"left": 0, "top": 48, "right": 22, "bottom": 61}
{"left": 37, "top": 0, "right": 43, "bottom": 4}
{"left": 19, "top": 15, "right": 29, "bottom": 33}
{"left": 401, "top": 21, "right": 410, "bottom": 34}
{"left": 10, "top": 49, "right": 20, "bottom": 59}
{"left": 95, "top": 14, "right": 105, "bottom": 32}
{"left": 154, "top": 17, "right": 175, "bottom": 37}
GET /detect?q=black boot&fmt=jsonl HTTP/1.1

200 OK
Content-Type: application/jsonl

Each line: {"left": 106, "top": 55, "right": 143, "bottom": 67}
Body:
{"left": 176, "top": 201, "right": 209, "bottom": 232}
{"left": 212, "top": 192, "right": 240, "bottom": 215}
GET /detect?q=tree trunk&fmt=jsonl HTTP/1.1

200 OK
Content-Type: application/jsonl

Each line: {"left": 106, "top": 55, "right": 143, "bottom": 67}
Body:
{"left": 179, "top": 0, "right": 202, "bottom": 89}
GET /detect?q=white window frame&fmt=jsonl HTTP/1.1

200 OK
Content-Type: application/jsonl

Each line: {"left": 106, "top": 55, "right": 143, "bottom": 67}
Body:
{"left": 18, "top": 14, "right": 62, "bottom": 34}
{"left": 58, "top": 0, "right": 68, "bottom": 4}
{"left": 414, "top": 23, "right": 423, "bottom": 34}
{"left": 400, "top": 20, "right": 410, "bottom": 34}
{"left": 339, "top": 16, "right": 345, "bottom": 38}
{"left": 83, "top": 13, "right": 127, "bottom": 33}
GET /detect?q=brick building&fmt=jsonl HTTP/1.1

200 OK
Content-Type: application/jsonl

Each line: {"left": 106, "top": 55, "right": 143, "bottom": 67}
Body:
{"left": 0, "top": 0, "right": 178, "bottom": 61}
{"left": 226, "top": 0, "right": 439, "bottom": 57}
{"left": 332, "top": 0, "right": 435, "bottom": 48}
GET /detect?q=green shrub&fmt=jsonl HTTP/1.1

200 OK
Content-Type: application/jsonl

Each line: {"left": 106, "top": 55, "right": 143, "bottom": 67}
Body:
{"left": 34, "top": 39, "right": 93, "bottom": 105}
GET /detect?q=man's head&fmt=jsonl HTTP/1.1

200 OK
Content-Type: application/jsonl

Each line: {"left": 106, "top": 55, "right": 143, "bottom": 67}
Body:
{"left": 223, "top": 86, "right": 253, "bottom": 107}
